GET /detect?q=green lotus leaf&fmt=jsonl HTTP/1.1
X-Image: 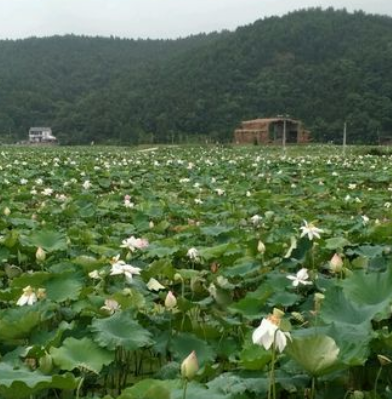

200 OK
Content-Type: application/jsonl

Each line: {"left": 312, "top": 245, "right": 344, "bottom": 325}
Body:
{"left": 199, "top": 242, "right": 241, "bottom": 261}
{"left": 0, "top": 306, "right": 43, "bottom": 344}
{"left": 200, "top": 225, "right": 234, "bottom": 236}
{"left": 325, "top": 237, "right": 351, "bottom": 250}
{"left": 44, "top": 272, "right": 84, "bottom": 302}
{"left": 24, "top": 230, "right": 68, "bottom": 252}
{"left": 0, "top": 363, "right": 78, "bottom": 399}
{"left": 352, "top": 245, "right": 384, "bottom": 258}
{"left": 170, "top": 332, "right": 216, "bottom": 367}
{"left": 144, "top": 258, "right": 175, "bottom": 279}
{"left": 286, "top": 335, "right": 341, "bottom": 377}
{"left": 229, "top": 296, "right": 264, "bottom": 320}
{"left": 207, "top": 374, "right": 269, "bottom": 397}
{"left": 0, "top": 362, "right": 51, "bottom": 388}
{"left": 171, "top": 381, "right": 232, "bottom": 399}
{"left": 320, "top": 286, "right": 375, "bottom": 325}
{"left": 327, "top": 323, "right": 371, "bottom": 366}
{"left": 240, "top": 344, "right": 272, "bottom": 370}
{"left": 91, "top": 311, "right": 153, "bottom": 351}
{"left": 222, "top": 257, "right": 259, "bottom": 277}
{"left": 146, "top": 241, "right": 179, "bottom": 258}
{"left": 50, "top": 337, "right": 114, "bottom": 374}
{"left": 119, "top": 379, "right": 174, "bottom": 399}
{"left": 342, "top": 269, "right": 392, "bottom": 320}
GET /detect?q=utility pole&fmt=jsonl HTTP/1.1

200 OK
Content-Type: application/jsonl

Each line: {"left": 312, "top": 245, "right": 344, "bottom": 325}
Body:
{"left": 343, "top": 121, "right": 347, "bottom": 156}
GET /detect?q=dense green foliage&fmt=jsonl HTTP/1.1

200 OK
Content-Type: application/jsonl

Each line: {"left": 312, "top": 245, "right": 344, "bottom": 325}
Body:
{"left": 2, "top": 144, "right": 392, "bottom": 398}
{"left": 1, "top": 8, "right": 392, "bottom": 144}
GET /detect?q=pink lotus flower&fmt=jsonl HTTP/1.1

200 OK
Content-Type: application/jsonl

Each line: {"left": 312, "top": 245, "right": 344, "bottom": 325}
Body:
{"left": 120, "top": 236, "right": 149, "bottom": 252}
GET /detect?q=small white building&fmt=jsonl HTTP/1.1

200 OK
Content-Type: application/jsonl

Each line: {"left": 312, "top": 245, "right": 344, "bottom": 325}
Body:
{"left": 28, "top": 127, "right": 57, "bottom": 144}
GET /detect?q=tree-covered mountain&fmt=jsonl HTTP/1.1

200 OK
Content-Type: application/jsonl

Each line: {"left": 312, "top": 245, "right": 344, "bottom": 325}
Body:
{"left": 1, "top": 8, "right": 392, "bottom": 144}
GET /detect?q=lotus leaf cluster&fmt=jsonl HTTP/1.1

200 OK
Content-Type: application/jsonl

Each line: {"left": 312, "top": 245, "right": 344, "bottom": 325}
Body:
{"left": 0, "top": 144, "right": 391, "bottom": 398}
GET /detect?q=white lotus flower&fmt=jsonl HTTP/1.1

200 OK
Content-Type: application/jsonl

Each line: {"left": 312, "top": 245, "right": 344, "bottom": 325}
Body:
{"left": 300, "top": 220, "right": 323, "bottom": 240}
{"left": 88, "top": 269, "right": 101, "bottom": 280}
{"left": 82, "top": 180, "right": 91, "bottom": 190}
{"left": 215, "top": 188, "right": 225, "bottom": 196}
{"left": 286, "top": 268, "right": 312, "bottom": 287}
{"left": 187, "top": 247, "right": 199, "bottom": 261}
{"left": 250, "top": 214, "right": 262, "bottom": 225}
{"left": 146, "top": 278, "right": 165, "bottom": 291}
{"left": 101, "top": 298, "right": 121, "bottom": 314}
{"left": 120, "top": 236, "right": 149, "bottom": 252}
{"left": 41, "top": 188, "right": 53, "bottom": 196}
{"left": 252, "top": 313, "right": 291, "bottom": 353}
{"left": 17, "top": 285, "right": 37, "bottom": 306}
{"left": 110, "top": 255, "right": 141, "bottom": 284}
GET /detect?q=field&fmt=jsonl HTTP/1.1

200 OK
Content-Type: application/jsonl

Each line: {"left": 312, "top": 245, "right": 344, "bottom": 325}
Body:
{"left": 1, "top": 144, "right": 392, "bottom": 399}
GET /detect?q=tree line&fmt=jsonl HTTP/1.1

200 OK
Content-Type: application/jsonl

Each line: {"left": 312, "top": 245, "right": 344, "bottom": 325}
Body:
{"left": 0, "top": 8, "right": 391, "bottom": 144}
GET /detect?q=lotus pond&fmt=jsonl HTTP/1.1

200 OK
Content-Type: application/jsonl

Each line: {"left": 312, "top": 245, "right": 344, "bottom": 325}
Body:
{"left": 1, "top": 144, "right": 392, "bottom": 399}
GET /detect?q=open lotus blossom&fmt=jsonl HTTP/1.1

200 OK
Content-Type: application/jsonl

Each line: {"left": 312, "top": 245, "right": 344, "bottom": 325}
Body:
{"left": 110, "top": 255, "right": 141, "bottom": 284}
{"left": 146, "top": 278, "right": 165, "bottom": 291}
{"left": 300, "top": 220, "right": 323, "bottom": 240}
{"left": 41, "top": 188, "right": 53, "bottom": 196}
{"left": 187, "top": 247, "right": 200, "bottom": 261}
{"left": 101, "top": 298, "right": 121, "bottom": 314}
{"left": 88, "top": 269, "right": 101, "bottom": 280}
{"left": 82, "top": 180, "right": 92, "bottom": 190}
{"left": 250, "top": 214, "right": 262, "bottom": 225}
{"left": 252, "top": 309, "right": 291, "bottom": 353}
{"left": 124, "top": 194, "right": 134, "bottom": 208}
{"left": 287, "top": 268, "right": 312, "bottom": 287}
{"left": 17, "top": 285, "right": 43, "bottom": 306}
{"left": 120, "top": 236, "right": 149, "bottom": 252}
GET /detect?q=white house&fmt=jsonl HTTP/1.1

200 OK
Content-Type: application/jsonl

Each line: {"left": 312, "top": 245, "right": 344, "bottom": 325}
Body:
{"left": 28, "top": 127, "right": 57, "bottom": 144}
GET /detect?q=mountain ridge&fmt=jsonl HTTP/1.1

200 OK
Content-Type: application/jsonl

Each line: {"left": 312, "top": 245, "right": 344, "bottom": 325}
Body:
{"left": 0, "top": 7, "right": 391, "bottom": 144}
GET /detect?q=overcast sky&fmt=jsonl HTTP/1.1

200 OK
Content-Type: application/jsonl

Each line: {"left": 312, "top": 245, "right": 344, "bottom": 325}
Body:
{"left": 0, "top": 0, "right": 390, "bottom": 40}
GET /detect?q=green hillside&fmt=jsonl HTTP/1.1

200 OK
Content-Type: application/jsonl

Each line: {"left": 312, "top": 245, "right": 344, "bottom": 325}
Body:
{"left": 1, "top": 8, "right": 391, "bottom": 144}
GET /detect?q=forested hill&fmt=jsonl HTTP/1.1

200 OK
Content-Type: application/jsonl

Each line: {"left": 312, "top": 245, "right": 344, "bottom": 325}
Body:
{"left": 1, "top": 8, "right": 392, "bottom": 144}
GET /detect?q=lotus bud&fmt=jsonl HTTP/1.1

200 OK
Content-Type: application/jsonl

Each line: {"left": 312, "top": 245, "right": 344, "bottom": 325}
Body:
{"left": 181, "top": 351, "right": 199, "bottom": 380}
{"left": 39, "top": 353, "right": 53, "bottom": 374}
{"left": 314, "top": 292, "right": 325, "bottom": 312}
{"left": 3, "top": 207, "right": 10, "bottom": 216}
{"left": 329, "top": 253, "right": 343, "bottom": 273}
{"left": 257, "top": 240, "right": 266, "bottom": 254}
{"left": 164, "top": 291, "right": 177, "bottom": 310}
{"left": 149, "top": 220, "right": 155, "bottom": 229}
{"left": 36, "top": 247, "right": 46, "bottom": 262}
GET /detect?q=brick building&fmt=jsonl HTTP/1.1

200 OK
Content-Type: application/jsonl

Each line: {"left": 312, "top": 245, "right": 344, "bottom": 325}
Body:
{"left": 234, "top": 117, "right": 310, "bottom": 145}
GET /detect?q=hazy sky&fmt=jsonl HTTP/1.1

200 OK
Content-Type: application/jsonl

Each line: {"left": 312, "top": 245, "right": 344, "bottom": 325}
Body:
{"left": 0, "top": 0, "right": 391, "bottom": 40}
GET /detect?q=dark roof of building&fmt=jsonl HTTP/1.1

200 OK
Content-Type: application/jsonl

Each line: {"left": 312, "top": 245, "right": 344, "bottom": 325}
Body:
{"left": 29, "top": 127, "right": 52, "bottom": 132}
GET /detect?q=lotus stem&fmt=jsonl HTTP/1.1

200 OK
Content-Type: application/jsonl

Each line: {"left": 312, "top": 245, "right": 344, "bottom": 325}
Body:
{"left": 311, "top": 376, "right": 316, "bottom": 399}
{"left": 182, "top": 378, "right": 188, "bottom": 399}
{"left": 76, "top": 377, "right": 84, "bottom": 399}
{"left": 374, "top": 365, "right": 383, "bottom": 397}
{"left": 268, "top": 334, "right": 277, "bottom": 399}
